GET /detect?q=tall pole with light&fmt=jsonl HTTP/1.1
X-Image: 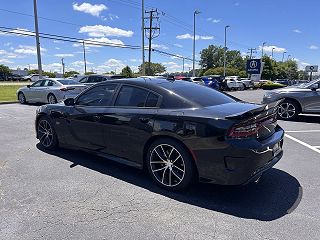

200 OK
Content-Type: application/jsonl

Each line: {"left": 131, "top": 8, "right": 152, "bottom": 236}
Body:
{"left": 141, "top": 0, "right": 145, "bottom": 75}
{"left": 192, "top": 10, "right": 200, "bottom": 77}
{"left": 33, "top": 0, "right": 43, "bottom": 78}
{"left": 287, "top": 54, "right": 291, "bottom": 61}
{"left": 223, "top": 25, "right": 230, "bottom": 77}
{"left": 271, "top": 47, "right": 275, "bottom": 59}
{"left": 282, "top": 51, "right": 287, "bottom": 62}
{"left": 261, "top": 42, "right": 267, "bottom": 58}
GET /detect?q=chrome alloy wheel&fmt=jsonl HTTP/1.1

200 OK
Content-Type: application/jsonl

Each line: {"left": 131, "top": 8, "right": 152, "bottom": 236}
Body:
{"left": 18, "top": 93, "right": 26, "bottom": 104}
{"left": 38, "top": 120, "right": 54, "bottom": 148}
{"left": 149, "top": 144, "right": 185, "bottom": 187}
{"left": 48, "top": 94, "right": 57, "bottom": 104}
{"left": 278, "top": 102, "right": 296, "bottom": 119}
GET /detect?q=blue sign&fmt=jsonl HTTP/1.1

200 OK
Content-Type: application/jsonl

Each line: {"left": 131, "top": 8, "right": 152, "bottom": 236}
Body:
{"left": 246, "top": 59, "right": 261, "bottom": 74}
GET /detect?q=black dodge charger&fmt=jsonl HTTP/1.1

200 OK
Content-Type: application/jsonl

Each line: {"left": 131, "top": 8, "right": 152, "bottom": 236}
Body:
{"left": 35, "top": 78, "right": 284, "bottom": 190}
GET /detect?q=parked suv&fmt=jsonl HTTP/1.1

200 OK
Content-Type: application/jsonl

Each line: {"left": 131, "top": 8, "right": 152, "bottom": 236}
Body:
{"left": 263, "top": 79, "right": 320, "bottom": 120}
{"left": 78, "top": 74, "right": 126, "bottom": 87}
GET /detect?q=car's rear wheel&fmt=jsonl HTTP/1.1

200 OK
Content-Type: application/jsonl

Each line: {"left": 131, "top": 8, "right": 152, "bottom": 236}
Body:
{"left": 146, "top": 138, "right": 195, "bottom": 191}
{"left": 18, "top": 92, "right": 26, "bottom": 104}
{"left": 277, "top": 100, "right": 300, "bottom": 120}
{"left": 48, "top": 94, "right": 57, "bottom": 104}
{"left": 37, "top": 116, "right": 58, "bottom": 150}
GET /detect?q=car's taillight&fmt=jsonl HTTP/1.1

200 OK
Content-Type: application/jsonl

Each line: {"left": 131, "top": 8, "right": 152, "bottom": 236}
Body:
{"left": 60, "top": 87, "right": 75, "bottom": 91}
{"left": 227, "top": 114, "right": 277, "bottom": 139}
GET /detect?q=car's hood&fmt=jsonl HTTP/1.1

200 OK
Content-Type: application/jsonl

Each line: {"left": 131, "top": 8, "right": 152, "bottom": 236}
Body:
{"left": 272, "top": 86, "right": 308, "bottom": 93}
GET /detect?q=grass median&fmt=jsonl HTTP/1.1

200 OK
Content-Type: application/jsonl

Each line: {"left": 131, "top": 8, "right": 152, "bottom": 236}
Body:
{"left": 0, "top": 85, "right": 25, "bottom": 102}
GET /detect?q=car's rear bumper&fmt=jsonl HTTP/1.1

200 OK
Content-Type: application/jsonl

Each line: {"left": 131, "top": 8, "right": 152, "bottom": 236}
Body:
{"left": 190, "top": 126, "right": 284, "bottom": 185}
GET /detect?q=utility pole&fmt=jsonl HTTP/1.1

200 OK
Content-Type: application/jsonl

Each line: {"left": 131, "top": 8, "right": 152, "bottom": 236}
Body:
{"left": 248, "top": 48, "right": 257, "bottom": 59}
{"left": 141, "top": 0, "right": 145, "bottom": 75}
{"left": 61, "top": 58, "right": 65, "bottom": 76}
{"left": 192, "top": 10, "right": 200, "bottom": 77}
{"left": 282, "top": 51, "right": 287, "bottom": 62}
{"left": 33, "top": 0, "right": 43, "bottom": 78}
{"left": 287, "top": 54, "right": 291, "bottom": 61}
{"left": 182, "top": 57, "right": 185, "bottom": 74}
{"left": 261, "top": 42, "right": 267, "bottom": 58}
{"left": 82, "top": 41, "right": 87, "bottom": 74}
{"left": 223, "top": 25, "right": 230, "bottom": 77}
{"left": 144, "top": 9, "right": 160, "bottom": 75}
{"left": 271, "top": 47, "right": 275, "bottom": 59}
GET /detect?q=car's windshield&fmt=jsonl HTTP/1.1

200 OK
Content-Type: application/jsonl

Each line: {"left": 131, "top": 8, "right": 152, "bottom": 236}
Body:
{"left": 298, "top": 79, "right": 320, "bottom": 88}
{"left": 57, "top": 80, "right": 81, "bottom": 85}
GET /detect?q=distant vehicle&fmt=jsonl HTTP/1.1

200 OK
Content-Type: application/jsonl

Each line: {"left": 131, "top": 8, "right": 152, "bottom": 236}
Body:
{"left": 190, "top": 77, "right": 205, "bottom": 85}
{"left": 240, "top": 78, "right": 254, "bottom": 89}
{"left": 23, "top": 74, "right": 49, "bottom": 82}
{"left": 225, "top": 76, "right": 244, "bottom": 91}
{"left": 17, "top": 78, "right": 87, "bottom": 104}
{"left": 263, "top": 79, "right": 320, "bottom": 120}
{"left": 78, "top": 74, "right": 126, "bottom": 87}
{"left": 8, "top": 74, "right": 23, "bottom": 81}
{"left": 201, "top": 76, "right": 220, "bottom": 90}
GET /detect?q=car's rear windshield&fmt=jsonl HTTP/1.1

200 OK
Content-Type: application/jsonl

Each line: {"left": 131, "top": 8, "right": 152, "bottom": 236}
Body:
{"left": 57, "top": 80, "right": 81, "bottom": 85}
{"left": 162, "top": 81, "right": 237, "bottom": 107}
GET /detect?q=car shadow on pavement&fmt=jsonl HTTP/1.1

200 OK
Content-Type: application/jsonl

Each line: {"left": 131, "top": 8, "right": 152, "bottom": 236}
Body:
{"left": 291, "top": 114, "right": 320, "bottom": 124}
{"left": 37, "top": 144, "right": 302, "bottom": 222}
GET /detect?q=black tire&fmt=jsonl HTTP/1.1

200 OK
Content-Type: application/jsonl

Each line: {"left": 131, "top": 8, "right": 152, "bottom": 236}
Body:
{"left": 18, "top": 92, "right": 27, "bottom": 104}
{"left": 146, "top": 138, "right": 195, "bottom": 191}
{"left": 47, "top": 94, "right": 57, "bottom": 104}
{"left": 277, "top": 99, "right": 300, "bottom": 120}
{"left": 37, "top": 116, "right": 58, "bottom": 150}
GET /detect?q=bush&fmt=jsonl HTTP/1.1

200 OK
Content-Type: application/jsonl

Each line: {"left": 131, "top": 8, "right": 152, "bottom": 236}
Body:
{"left": 260, "top": 81, "right": 286, "bottom": 90}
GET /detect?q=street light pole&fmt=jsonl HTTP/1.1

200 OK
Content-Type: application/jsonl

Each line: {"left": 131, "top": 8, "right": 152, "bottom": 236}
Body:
{"left": 33, "top": 0, "right": 42, "bottom": 79}
{"left": 271, "top": 47, "right": 275, "bottom": 59}
{"left": 82, "top": 41, "right": 87, "bottom": 74}
{"left": 282, "top": 51, "right": 287, "bottom": 62}
{"left": 182, "top": 57, "right": 185, "bottom": 74}
{"left": 287, "top": 54, "right": 291, "bottom": 61}
{"left": 192, "top": 10, "right": 200, "bottom": 77}
{"left": 261, "top": 42, "right": 267, "bottom": 58}
{"left": 223, "top": 25, "right": 230, "bottom": 77}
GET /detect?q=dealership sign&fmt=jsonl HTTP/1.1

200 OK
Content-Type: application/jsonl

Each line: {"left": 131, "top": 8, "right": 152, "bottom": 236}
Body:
{"left": 246, "top": 59, "right": 262, "bottom": 74}
{"left": 305, "top": 65, "right": 318, "bottom": 72}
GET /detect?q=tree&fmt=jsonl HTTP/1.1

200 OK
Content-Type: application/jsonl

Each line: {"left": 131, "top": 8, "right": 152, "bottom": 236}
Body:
{"left": 64, "top": 71, "right": 79, "bottom": 78}
{"left": 121, "top": 66, "right": 134, "bottom": 78}
{"left": 203, "top": 67, "right": 239, "bottom": 76}
{"left": 199, "top": 45, "right": 224, "bottom": 70}
{"left": 138, "top": 62, "right": 166, "bottom": 75}
{"left": 261, "top": 56, "right": 275, "bottom": 80}
{"left": 85, "top": 71, "right": 96, "bottom": 75}
{"left": 0, "top": 64, "right": 10, "bottom": 74}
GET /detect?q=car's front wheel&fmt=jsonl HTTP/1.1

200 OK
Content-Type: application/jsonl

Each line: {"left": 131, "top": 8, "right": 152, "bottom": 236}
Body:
{"left": 277, "top": 100, "right": 300, "bottom": 120}
{"left": 18, "top": 92, "right": 26, "bottom": 104}
{"left": 37, "top": 116, "right": 58, "bottom": 150}
{"left": 146, "top": 138, "right": 195, "bottom": 191}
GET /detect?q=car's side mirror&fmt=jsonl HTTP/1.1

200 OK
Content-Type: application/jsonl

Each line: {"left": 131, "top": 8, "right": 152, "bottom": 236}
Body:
{"left": 64, "top": 98, "right": 75, "bottom": 106}
{"left": 27, "top": 85, "right": 31, "bottom": 88}
{"left": 311, "top": 87, "right": 317, "bottom": 91}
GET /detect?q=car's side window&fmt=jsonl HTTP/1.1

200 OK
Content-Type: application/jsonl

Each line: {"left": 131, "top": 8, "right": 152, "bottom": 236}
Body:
{"left": 47, "top": 80, "right": 55, "bottom": 87}
{"left": 115, "top": 86, "right": 158, "bottom": 108}
{"left": 42, "top": 80, "right": 50, "bottom": 86}
{"left": 79, "top": 77, "right": 88, "bottom": 83}
{"left": 31, "top": 80, "right": 43, "bottom": 87}
{"left": 76, "top": 84, "right": 118, "bottom": 106}
{"left": 87, "top": 76, "right": 96, "bottom": 83}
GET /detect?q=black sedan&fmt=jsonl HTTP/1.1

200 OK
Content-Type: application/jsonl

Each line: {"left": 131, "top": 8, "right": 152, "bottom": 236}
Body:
{"left": 35, "top": 78, "right": 284, "bottom": 190}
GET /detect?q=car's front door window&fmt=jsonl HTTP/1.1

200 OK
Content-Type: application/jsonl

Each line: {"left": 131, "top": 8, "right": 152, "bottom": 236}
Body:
{"left": 76, "top": 84, "right": 118, "bottom": 106}
{"left": 31, "top": 80, "right": 43, "bottom": 87}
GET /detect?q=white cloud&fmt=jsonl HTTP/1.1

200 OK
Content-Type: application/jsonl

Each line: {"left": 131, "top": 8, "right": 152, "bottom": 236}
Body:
{"left": 73, "top": 2, "right": 107, "bottom": 17}
{"left": 79, "top": 25, "right": 133, "bottom": 37}
{"left": 309, "top": 45, "right": 319, "bottom": 50}
{"left": 259, "top": 45, "right": 286, "bottom": 53}
{"left": 55, "top": 47, "right": 61, "bottom": 50}
{"left": 0, "top": 58, "right": 13, "bottom": 64}
{"left": 73, "top": 37, "right": 124, "bottom": 48}
{"left": 129, "top": 58, "right": 138, "bottom": 62}
{"left": 54, "top": 54, "right": 75, "bottom": 57}
{"left": 174, "top": 43, "right": 183, "bottom": 48}
{"left": 293, "top": 29, "right": 302, "bottom": 33}
{"left": 176, "top": 33, "right": 214, "bottom": 40}
{"left": 14, "top": 45, "right": 47, "bottom": 55}
{"left": 151, "top": 44, "right": 169, "bottom": 50}
{"left": 4, "top": 42, "right": 12, "bottom": 46}
{"left": 300, "top": 62, "right": 310, "bottom": 66}
{"left": 207, "top": 18, "right": 213, "bottom": 21}
{"left": 71, "top": 60, "right": 93, "bottom": 68}
{"left": 95, "top": 59, "right": 126, "bottom": 73}
{"left": 212, "top": 19, "right": 221, "bottom": 23}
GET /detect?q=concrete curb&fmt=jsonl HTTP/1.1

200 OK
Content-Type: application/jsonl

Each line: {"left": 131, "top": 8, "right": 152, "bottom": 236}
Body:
{"left": 0, "top": 101, "right": 19, "bottom": 105}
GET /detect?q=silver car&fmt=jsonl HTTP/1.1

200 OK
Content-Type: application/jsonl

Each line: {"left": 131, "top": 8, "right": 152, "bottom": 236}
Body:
{"left": 262, "top": 79, "right": 320, "bottom": 120}
{"left": 17, "top": 78, "right": 87, "bottom": 104}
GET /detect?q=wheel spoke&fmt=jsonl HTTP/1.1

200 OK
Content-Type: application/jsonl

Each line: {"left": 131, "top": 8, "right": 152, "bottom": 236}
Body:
{"left": 171, "top": 169, "right": 182, "bottom": 181}
{"left": 173, "top": 165, "right": 184, "bottom": 173}
{"left": 154, "top": 149, "right": 165, "bottom": 161}
{"left": 168, "top": 169, "right": 172, "bottom": 186}
{"left": 167, "top": 148, "right": 174, "bottom": 160}
{"left": 150, "top": 161, "right": 166, "bottom": 164}
{"left": 161, "top": 167, "right": 168, "bottom": 184}
{"left": 172, "top": 154, "right": 181, "bottom": 164}
{"left": 152, "top": 166, "right": 167, "bottom": 173}
{"left": 160, "top": 145, "right": 168, "bottom": 158}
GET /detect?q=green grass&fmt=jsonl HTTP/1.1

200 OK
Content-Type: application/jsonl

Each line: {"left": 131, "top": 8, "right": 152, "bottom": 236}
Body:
{"left": 0, "top": 85, "right": 25, "bottom": 102}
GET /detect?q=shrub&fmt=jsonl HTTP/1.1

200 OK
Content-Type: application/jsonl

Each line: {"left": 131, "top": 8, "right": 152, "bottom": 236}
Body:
{"left": 260, "top": 81, "right": 286, "bottom": 90}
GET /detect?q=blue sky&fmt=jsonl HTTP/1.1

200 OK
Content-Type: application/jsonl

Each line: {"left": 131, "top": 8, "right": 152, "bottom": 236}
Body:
{"left": 0, "top": 0, "right": 319, "bottom": 74}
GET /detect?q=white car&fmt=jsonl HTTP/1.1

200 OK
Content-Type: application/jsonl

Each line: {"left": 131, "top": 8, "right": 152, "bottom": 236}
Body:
{"left": 240, "top": 78, "right": 254, "bottom": 89}
{"left": 23, "top": 74, "right": 49, "bottom": 82}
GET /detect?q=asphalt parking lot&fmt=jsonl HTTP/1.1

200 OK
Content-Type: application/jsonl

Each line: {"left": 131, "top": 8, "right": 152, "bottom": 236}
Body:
{"left": 0, "top": 89, "right": 319, "bottom": 240}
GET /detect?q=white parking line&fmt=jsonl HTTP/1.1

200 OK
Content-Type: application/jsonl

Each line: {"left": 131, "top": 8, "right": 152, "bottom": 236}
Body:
{"left": 286, "top": 130, "right": 320, "bottom": 133}
{"left": 285, "top": 134, "right": 320, "bottom": 154}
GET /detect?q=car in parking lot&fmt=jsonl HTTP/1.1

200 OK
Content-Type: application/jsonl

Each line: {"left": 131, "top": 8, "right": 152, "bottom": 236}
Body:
{"left": 17, "top": 78, "right": 87, "bottom": 104}
{"left": 240, "top": 78, "right": 254, "bottom": 89}
{"left": 201, "top": 76, "right": 220, "bottom": 90}
{"left": 263, "top": 79, "right": 320, "bottom": 120}
{"left": 35, "top": 78, "right": 284, "bottom": 191}
{"left": 23, "top": 74, "right": 49, "bottom": 82}
{"left": 78, "top": 74, "right": 126, "bottom": 87}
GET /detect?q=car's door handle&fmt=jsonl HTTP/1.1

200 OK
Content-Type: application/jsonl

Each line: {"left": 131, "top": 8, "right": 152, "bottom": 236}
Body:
{"left": 139, "top": 117, "right": 150, "bottom": 123}
{"left": 93, "top": 115, "right": 101, "bottom": 121}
